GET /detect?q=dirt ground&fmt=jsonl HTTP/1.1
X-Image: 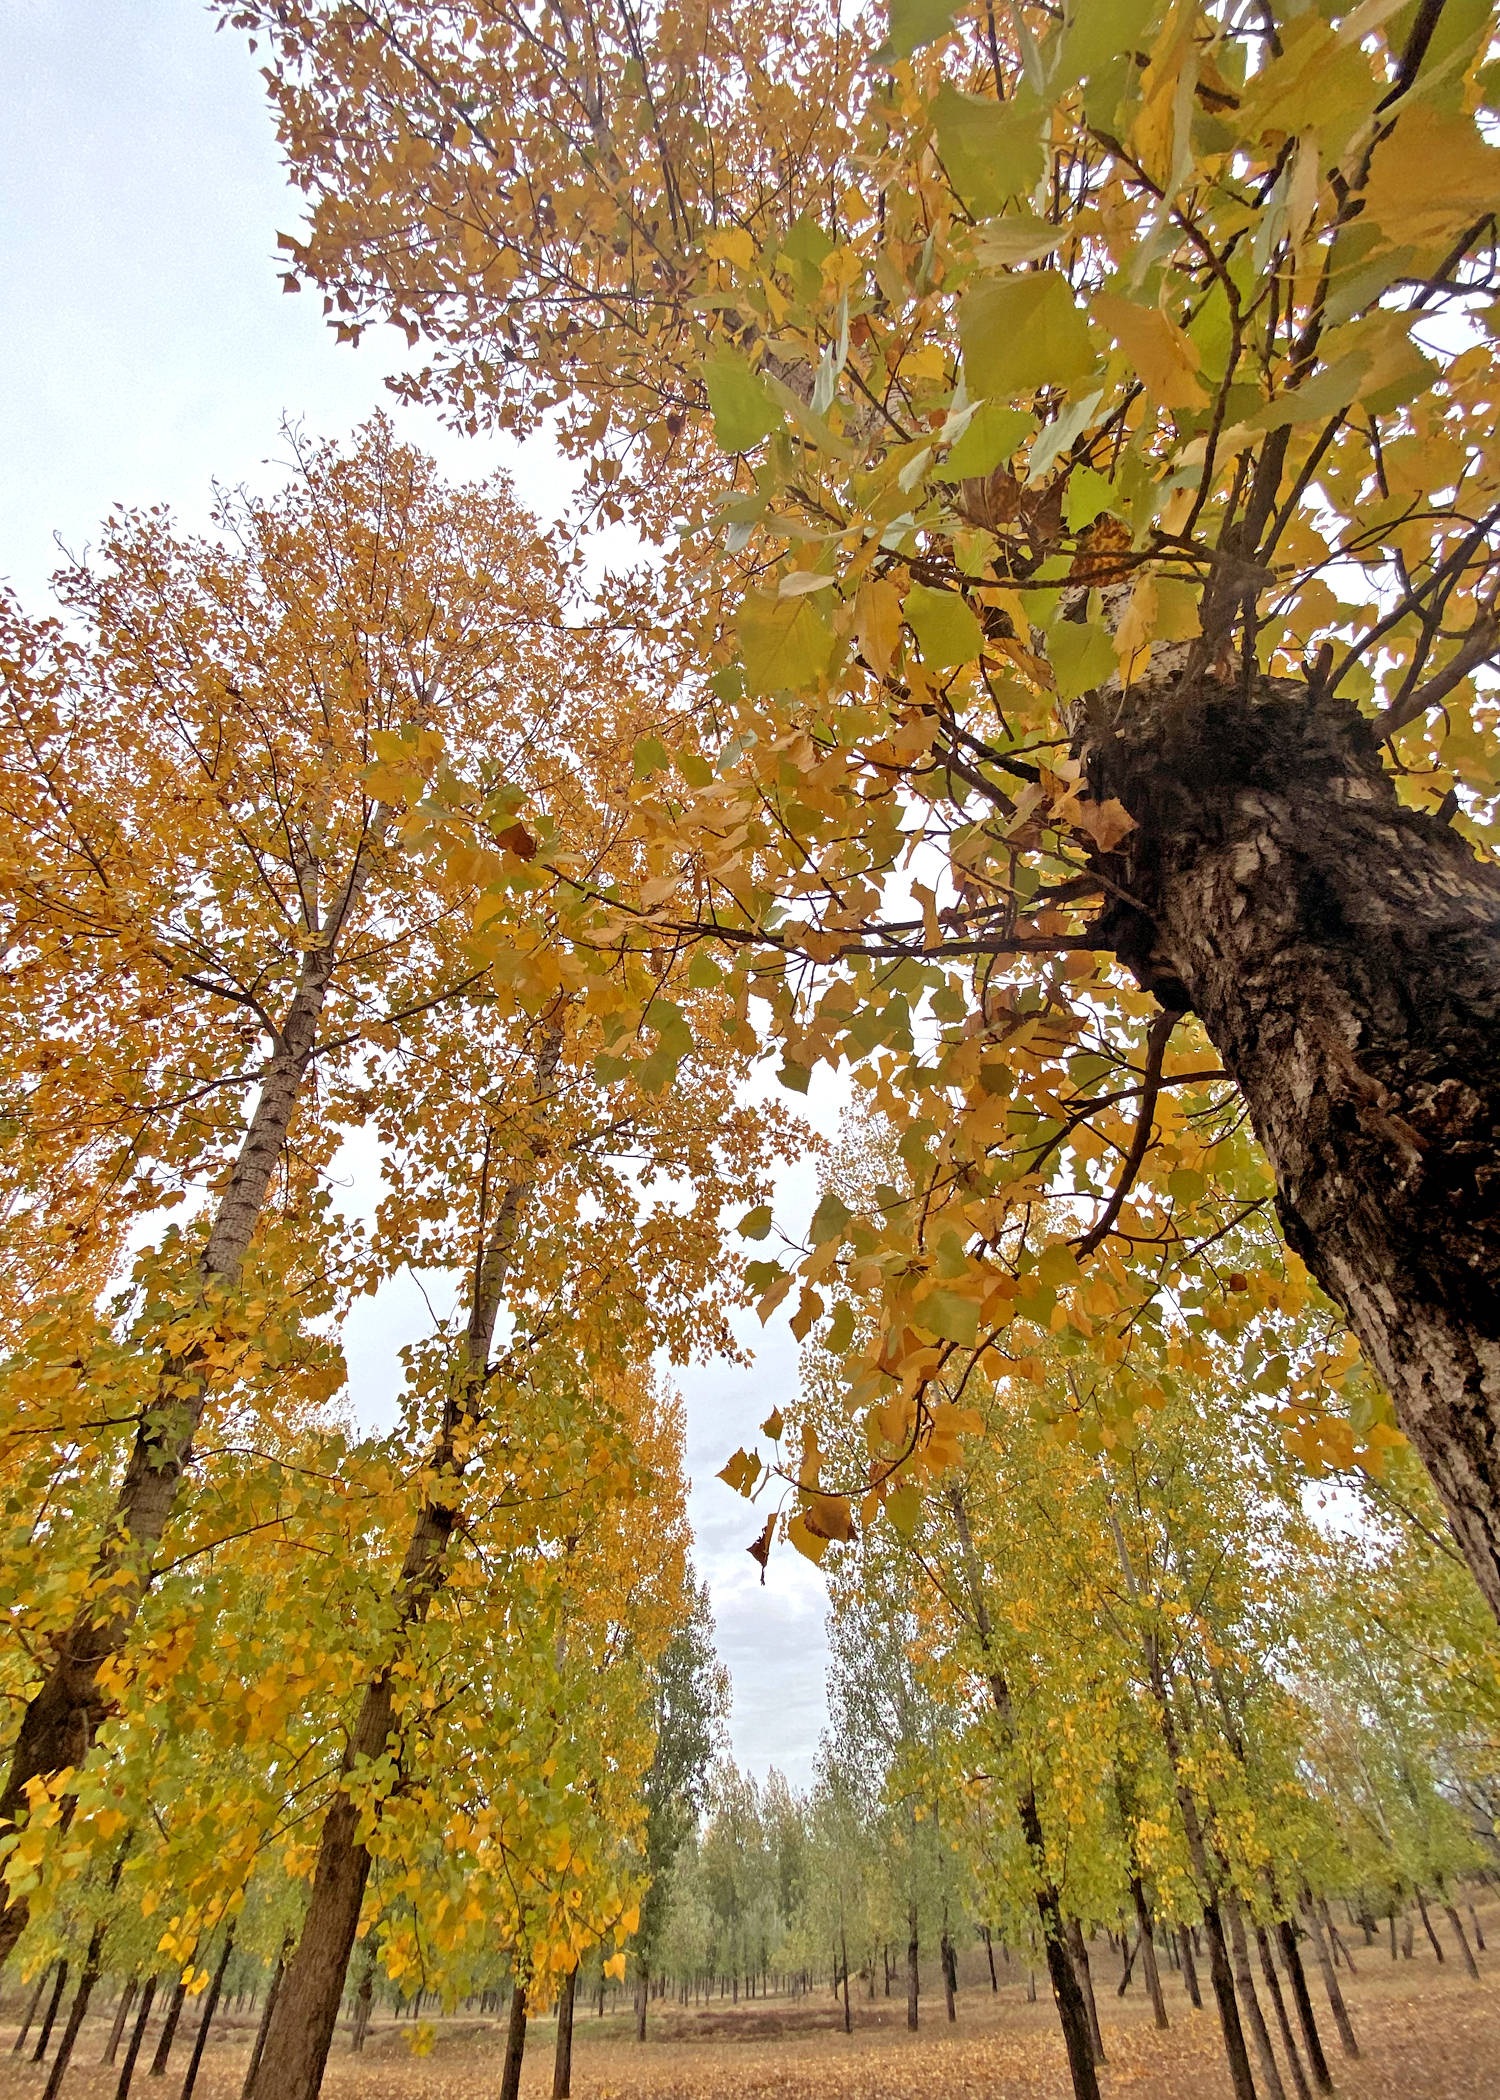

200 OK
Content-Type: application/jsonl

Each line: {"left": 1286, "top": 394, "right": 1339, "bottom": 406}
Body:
{"left": 3, "top": 1896, "right": 1497, "bottom": 2100}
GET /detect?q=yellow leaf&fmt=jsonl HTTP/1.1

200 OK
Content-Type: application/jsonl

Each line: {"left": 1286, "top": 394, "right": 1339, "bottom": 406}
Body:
{"left": 1094, "top": 294, "right": 1207, "bottom": 410}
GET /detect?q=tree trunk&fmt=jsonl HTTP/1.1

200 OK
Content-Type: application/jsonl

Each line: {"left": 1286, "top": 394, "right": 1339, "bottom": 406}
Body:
{"left": 1415, "top": 1887, "right": 1445, "bottom": 1963}
{"left": 351, "top": 1944, "right": 376, "bottom": 2054}
{"left": 149, "top": 1971, "right": 190, "bottom": 2076}
{"left": 116, "top": 1976, "right": 158, "bottom": 2100}
{"left": 1177, "top": 1925, "right": 1203, "bottom": 2009}
{"left": 251, "top": 1021, "right": 561, "bottom": 2100}
{"left": 1065, "top": 1919, "right": 1105, "bottom": 2066}
{"left": 1226, "top": 1896, "right": 1285, "bottom": 2100}
{"left": 499, "top": 1981, "right": 527, "bottom": 2100}
{"left": 983, "top": 1925, "right": 998, "bottom": 1992}
{"left": 32, "top": 1960, "right": 69, "bottom": 2064}
{"left": 179, "top": 1926, "right": 236, "bottom": 2100}
{"left": 1441, "top": 1900, "right": 1480, "bottom": 1980}
{"left": 0, "top": 840, "right": 388, "bottom": 1968}
{"left": 635, "top": 1967, "right": 648, "bottom": 2043}
{"left": 1275, "top": 1917, "right": 1333, "bottom": 2095}
{"left": 1302, "top": 1896, "right": 1358, "bottom": 2058}
{"left": 841, "top": 1923, "right": 853, "bottom": 2034}
{"left": 242, "top": 1937, "right": 288, "bottom": 2099}
{"left": 1256, "top": 1926, "right": 1311, "bottom": 2100}
{"left": 1132, "top": 1877, "right": 1169, "bottom": 2030}
{"left": 552, "top": 1963, "right": 576, "bottom": 2099}
{"left": 906, "top": 1902, "right": 919, "bottom": 2031}
{"left": 1078, "top": 672, "right": 1500, "bottom": 1618}
{"left": 43, "top": 1934, "right": 106, "bottom": 2100}
{"left": 104, "top": 1980, "right": 139, "bottom": 2066}
{"left": 13, "top": 1967, "right": 51, "bottom": 2054}
{"left": 939, "top": 1919, "right": 955, "bottom": 2024}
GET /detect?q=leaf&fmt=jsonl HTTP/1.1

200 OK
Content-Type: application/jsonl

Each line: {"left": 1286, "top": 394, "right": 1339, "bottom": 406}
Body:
{"left": 492, "top": 820, "right": 536, "bottom": 860}
{"left": 916, "top": 1288, "right": 979, "bottom": 1346}
{"left": 702, "top": 353, "right": 785, "bottom": 451}
{"left": 1360, "top": 105, "right": 1500, "bottom": 247}
{"left": 903, "top": 584, "right": 983, "bottom": 669}
{"left": 738, "top": 591, "right": 840, "bottom": 695}
{"left": 632, "top": 735, "right": 670, "bottom": 781}
{"left": 972, "top": 215, "right": 1067, "bottom": 268}
{"left": 1093, "top": 293, "right": 1207, "bottom": 410}
{"left": 717, "top": 1448, "right": 762, "bottom": 1498}
{"left": 809, "top": 1190, "right": 853, "bottom": 1242}
{"left": 787, "top": 1512, "right": 831, "bottom": 1564}
{"left": 747, "top": 1511, "right": 776, "bottom": 1574}
{"left": 885, "top": 1481, "right": 923, "bottom": 1537}
{"left": 802, "top": 1491, "right": 856, "bottom": 1542}
{"left": 932, "top": 85, "right": 1045, "bottom": 218}
{"left": 1071, "top": 796, "right": 1136, "bottom": 852}
{"left": 761, "top": 1408, "right": 784, "bottom": 1440}
{"left": 738, "top": 1205, "right": 774, "bottom": 1240}
{"left": 1047, "top": 618, "right": 1115, "bottom": 699}
{"left": 879, "top": 0, "right": 955, "bottom": 62}
{"left": 790, "top": 1285, "right": 824, "bottom": 1341}
{"left": 854, "top": 577, "right": 903, "bottom": 679}
{"left": 604, "top": 1952, "right": 628, "bottom": 1982}
{"left": 959, "top": 272, "right": 1099, "bottom": 402}
{"left": 1064, "top": 467, "right": 1116, "bottom": 531}
{"left": 937, "top": 404, "right": 1034, "bottom": 482}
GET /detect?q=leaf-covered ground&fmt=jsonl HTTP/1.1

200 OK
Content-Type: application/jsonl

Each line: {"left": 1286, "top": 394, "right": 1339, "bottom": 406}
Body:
{"left": 4, "top": 1905, "right": 1496, "bottom": 2100}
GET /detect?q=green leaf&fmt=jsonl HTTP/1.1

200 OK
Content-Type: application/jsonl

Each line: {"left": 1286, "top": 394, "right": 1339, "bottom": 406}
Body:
{"left": 703, "top": 353, "right": 785, "bottom": 452}
{"left": 917, "top": 1288, "right": 980, "bottom": 1345}
{"left": 886, "top": 1482, "right": 923, "bottom": 1537}
{"left": 880, "top": 0, "right": 955, "bottom": 62}
{"left": 687, "top": 949, "right": 724, "bottom": 990}
{"left": 937, "top": 403, "right": 1033, "bottom": 482}
{"left": 1065, "top": 467, "right": 1116, "bottom": 531}
{"left": 738, "top": 591, "right": 840, "bottom": 695}
{"left": 959, "top": 272, "right": 1099, "bottom": 403}
{"left": 632, "top": 734, "right": 670, "bottom": 781}
{"left": 825, "top": 1301, "right": 856, "bottom": 1356}
{"left": 738, "top": 1205, "right": 774, "bottom": 1240}
{"left": 1047, "top": 618, "right": 1115, "bottom": 699}
{"left": 903, "top": 584, "right": 983, "bottom": 669}
{"left": 778, "top": 1060, "right": 812, "bottom": 1093}
{"left": 809, "top": 1190, "right": 853, "bottom": 1243}
{"left": 932, "top": 85, "right": 1045, "bottom": 218}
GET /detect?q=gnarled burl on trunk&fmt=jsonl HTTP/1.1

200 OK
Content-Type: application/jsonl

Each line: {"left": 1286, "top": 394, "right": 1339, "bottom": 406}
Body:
{"left": 1074, "top": 670, "right": 1500, "bottom": 1616}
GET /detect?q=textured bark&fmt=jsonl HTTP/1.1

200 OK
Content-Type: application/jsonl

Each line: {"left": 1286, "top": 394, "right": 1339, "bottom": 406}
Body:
{"left": 1226, "top": 1895, "right": 1285, "bottom": 2100}
{"left": 350, "top": 1944, "right": 376, "bottom": 2054}
{"left": 252, "top": 1020, "right": 563, "bottom": 2100}
{"left": 179, "top": 1926, "right": 235, "bottom": 2100}
{"left": 0, "top": 828, "right": 389, "bottom": 1967}
{"left": 499, "top": 1981, "right": 528, "bottom": 2100}
{"left": 1065, "top": 1918, "right": 1105, "bottom": 2065}
{"left": 1078, "top": 673, "right": 1500, "bottom": 1613}
{"left": 552, "top": 1963, "right": 577, "bottom": 2099}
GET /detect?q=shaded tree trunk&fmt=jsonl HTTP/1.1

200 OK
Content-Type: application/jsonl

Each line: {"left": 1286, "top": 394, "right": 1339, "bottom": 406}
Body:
{"left": 13, "top": 1967, "right": 51, "bottom": 2055}
{"left": 1132, "top": 1877, "right": 1169, "bottom": 2030}
{"left": 116, "top": 1976, "right": 157, "bottom": 2100}
{"left": 1078, "top": 672, "right": 1500, "bottom": 1618}
{"left": 1302, "top": 1896, "right": 1358, "bottom": 2059}
{"left": 149, "top": 1971, "right": 190, "bottom": 2077}
{"left": 350, "top": 1944, "right": 376, "bottom": 2054}
{"left": 1178, "top": 1925, "right": 1203, "bottom": 2009}
{"left": 242, "top": 1937, "right": 289, "bottom": 2099}
{"left": 499, "top": 1981, "right": 527, "bottom": 2100}
{"left": 1065, "top": 1919, "right": 1105, "bottom": 2066}
{"left": 983, "top": 1925, "right": 998, "bottom": 1992}
{"left": 180, "top": 1926, "right": 236, "bottom": 2100}
{"left": 103, "top": 1980, "right": 139, "bottom": 2066}
{"left": 1255, "top": 1925, "right": 1311, "bottom": 2100}
{"left": 1226, "top": 1896, "right": 1285, "bottom": 2100}
{"left": 906, "top": 1902, "right": 919, "bottom": 2032}
{"left": 43, "top": 1933, "right": 106, "bottom": 2099}
{"left": 31, "top": 1960, "right": 68, "bottom": 2064}
{"left": 1441, "top": 1899, "right": 1480, "bottom": 1980}
{"left": 552, "top": 1963, "right": 576, "bottom": 2099}
{"left": 1275, "top": 1917, "right": 1333, "bottom": 2095}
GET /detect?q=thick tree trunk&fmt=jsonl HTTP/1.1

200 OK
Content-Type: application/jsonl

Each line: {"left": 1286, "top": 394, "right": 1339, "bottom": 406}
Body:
{"left": 552, "top": 1963, "right": 577, "bottom": 2099}
{"left": 179, "top": 1927, "right": 236, "bottom": 2100}
{"left": 252, "top": 1022, "right": 562, "bottom": 2100}
{"left": 1079, "top": 673, "right": 1500, "bottom": 1614}
{"left": 1065, "top": 1918, "right": 1104, "bottom": 2066}
{"left": 0, "top": 833, "right": 388, "bottom": 1967}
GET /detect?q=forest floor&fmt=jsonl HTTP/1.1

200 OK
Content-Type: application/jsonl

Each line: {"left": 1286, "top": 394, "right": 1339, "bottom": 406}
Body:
{"left": 4, "top": 1897, "right": 1498, "bottom": 2100}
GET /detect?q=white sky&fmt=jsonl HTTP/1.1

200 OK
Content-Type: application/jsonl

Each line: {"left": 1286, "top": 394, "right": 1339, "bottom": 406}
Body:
{"left": 1, "top": 0, "right": 830, "bottom": 1785}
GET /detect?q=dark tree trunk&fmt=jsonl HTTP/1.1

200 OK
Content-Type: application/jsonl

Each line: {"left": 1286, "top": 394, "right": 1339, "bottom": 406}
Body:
{"left": 1132, "top": 1877, "right": 1169, "bottom": 2030}
{"left": 116, "top": 1976, "right": 158, "bottom": 2100}
{"left": 1065, "top": 1919, "right": 1105, "bottom": 2066}
{"left": 1177, "top": 1925, "right": 1203, "bottom": 2009}
{"left": 983, "top": 1924, "right": 998, "bottom": 1992}
{"left": 552, "top": 1963, "right": 576, "bottom": 2099}
{"left": 635, "top": 1966, "right": 648, "bottom": 2043}
{"left": 939, "top": 1922, "right": 955, "bottom": 2024}
{"left": 32, "top": 1960, "right": 69, "bottom": 2064}
{"left": 906, "top": 1903, "right": 919, "bottom": 2031}
{"left": 1079, "top": 673, "right": 1500, "bottom": 1616}
{"left": 43, "top": 1931, "right": 107, "bottom": 2100}
{"left": 179, "top": 1927, "right": 236, "bottom": 2100}
{"left": 1255, "top": 1925, "right": 1311, "bottom": 2100}
{"left": 499, "top": 1981, "right": 528, "bottom": 2100}
{"left": 350, "top": 1944, "right": 376, "bottom": 2054}
{"left": 242, "top": 1938, "right": 288, "bottom": 2099}
{"left": 150, "top": 1972, "right": 190, "bottom": 2076}
{"left": 1275, "top": 1917, "right": 1333, "bottom": 2095}
{"left": 1302, "top": 1896, "right": 1358, "bottom": 2058}
{"left": 13, "top": 1966, "right": 51, "bottom": 2054}
{"left": 841, "top": 1924, "right": 853, "bottom": 2034}
{"left": 104, "top": 1980, "right": 139, "bottom": 2066}
{"left": 1226, "top": 1897, "right": 1285, "bottom": 2100}
{"left": 1441, "top": 1900, "right": 1480, "bottom": 1979}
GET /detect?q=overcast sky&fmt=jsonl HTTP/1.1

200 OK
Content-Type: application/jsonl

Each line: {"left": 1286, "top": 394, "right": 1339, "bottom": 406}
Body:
{"left": 1, "top": 0, "right": 833, "bottom": 1786}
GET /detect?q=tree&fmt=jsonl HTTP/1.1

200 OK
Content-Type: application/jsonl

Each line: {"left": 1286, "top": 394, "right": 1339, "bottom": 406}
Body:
{"left": 229, "top": 0, "right": 1500, "bottom": 1616}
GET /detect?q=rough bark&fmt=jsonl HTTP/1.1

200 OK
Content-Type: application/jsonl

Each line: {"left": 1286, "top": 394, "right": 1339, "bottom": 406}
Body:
{"left": 0, "top": 826, "right": 389, "bottom": 1967}
{"left": 251, "top": 1019, "right": 563, "bottom": 2100}
{"left": 552, "top": 1963, "right": 577, "bottom": 2099}
{"left": 1078, "top": 672, "right": 1500, "bottom": 1613}
{"left": 350, "top": 1944, "right": 376, "bottom": 2054}
{"left": 179, "top": 1927, "right": 236, "bottom": 2100}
